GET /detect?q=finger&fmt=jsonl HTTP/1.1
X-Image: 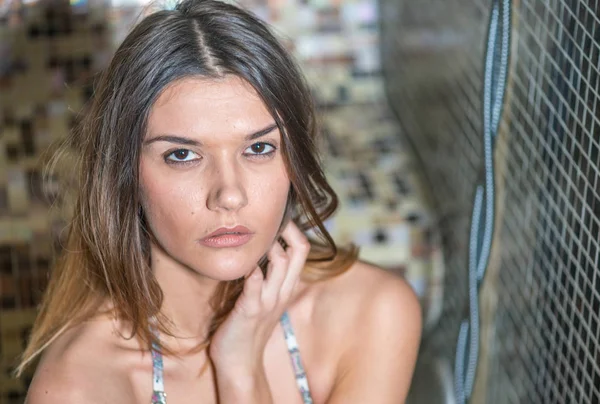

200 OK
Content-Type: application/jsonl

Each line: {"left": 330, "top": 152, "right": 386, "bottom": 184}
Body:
{"left": 237, "top": 266, "right": 263, "bottom": 316}
{"left": 263, "top": 240, "right": 288, "bottom": 295}
{"left": 278, "top": 222, "right": 310, "bottom": 295}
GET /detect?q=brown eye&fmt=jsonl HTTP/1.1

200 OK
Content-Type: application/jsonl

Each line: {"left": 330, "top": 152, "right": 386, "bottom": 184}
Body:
{"left": 174, "top": 150, "right": 189, "bottom": 160}
{"left": 245, "top": 142, "right": 275, "bottom": 157}
{"left": 165, "top": 149, "right": 200, "bottom": 164}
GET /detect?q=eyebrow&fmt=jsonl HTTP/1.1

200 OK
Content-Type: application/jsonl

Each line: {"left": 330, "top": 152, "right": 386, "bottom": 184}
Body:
{"left": 144, "top": 123, "right": 279, "bottom": 146}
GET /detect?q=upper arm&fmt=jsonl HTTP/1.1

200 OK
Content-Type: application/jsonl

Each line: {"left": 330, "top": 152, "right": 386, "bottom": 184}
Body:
{"left": 25, "top": 351, "right": 126, "bottom": 404}
{"left": 26, "top": 384, "right": 89, "bottom": 404}
{"left": 26, "top": 364, "right": 92, "bottom": 404}
{"left": 24, "top": 319, "right": 135, "bottom": 404}
{"left": 327, "top": 271, "right": 422, "bottom": 404}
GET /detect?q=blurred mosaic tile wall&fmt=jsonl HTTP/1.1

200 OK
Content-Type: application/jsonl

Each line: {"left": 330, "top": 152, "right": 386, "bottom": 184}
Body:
{"left": 0, "top": 0, "right": 442, "bottom": 401}
{"left": 0, "top": 2, "right": 111, "bottom": 399}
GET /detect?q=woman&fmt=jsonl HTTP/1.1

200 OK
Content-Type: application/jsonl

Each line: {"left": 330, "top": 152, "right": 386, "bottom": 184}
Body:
{"left": 18, "top": 0, "right": 422, "bottom": 402}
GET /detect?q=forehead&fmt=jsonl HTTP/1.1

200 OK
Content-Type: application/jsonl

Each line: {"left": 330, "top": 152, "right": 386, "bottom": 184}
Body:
{"left": 147, "top": 75, "right": 275, "bottom": 139}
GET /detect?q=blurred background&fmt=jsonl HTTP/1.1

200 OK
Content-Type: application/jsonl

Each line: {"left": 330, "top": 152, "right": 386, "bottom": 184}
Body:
{"left": 0, "top": 0, "right": 598, "bottom": 403}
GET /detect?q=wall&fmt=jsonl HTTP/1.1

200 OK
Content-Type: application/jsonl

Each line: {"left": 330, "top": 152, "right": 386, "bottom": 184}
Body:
{"left": 381, "top": 0, "right": 600, "bottom": 402}
{"left": 0, "top": 0, "right": 442, "bottom": 401}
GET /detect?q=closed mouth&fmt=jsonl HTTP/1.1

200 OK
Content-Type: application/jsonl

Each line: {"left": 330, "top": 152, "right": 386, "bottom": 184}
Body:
{"left": 199, "top": 229, "right": 253, "bottom": 248}
{"left": 202, "top": 225, "right": 253, "bottom": 240}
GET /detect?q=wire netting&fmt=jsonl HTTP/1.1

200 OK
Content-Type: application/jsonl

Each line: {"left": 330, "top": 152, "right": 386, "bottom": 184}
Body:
{"left": 381, "top": 0, "right": 600, "bottom": 403}
{"left": 380, "top": 0, "right": 488, "bottom": 363}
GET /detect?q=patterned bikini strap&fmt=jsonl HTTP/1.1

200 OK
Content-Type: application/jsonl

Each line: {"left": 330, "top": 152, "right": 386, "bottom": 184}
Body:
{"left": 151, "top": 332, "right": 167, "bottom": 404}
{"left": 150, "top": 312, "right": 312, "bottom": 404}
{"left": 280, "top": 311, "right": 314, "bottom": 404}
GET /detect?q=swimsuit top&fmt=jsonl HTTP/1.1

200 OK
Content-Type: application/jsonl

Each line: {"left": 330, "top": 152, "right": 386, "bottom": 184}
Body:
{"left": 150, "top": 311, "right": 313, "bottom": 404}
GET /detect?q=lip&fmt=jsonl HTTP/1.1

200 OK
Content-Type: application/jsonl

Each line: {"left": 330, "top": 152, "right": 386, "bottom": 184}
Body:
{"left": 199, "top": 225, "right": 253, "bottom": 248}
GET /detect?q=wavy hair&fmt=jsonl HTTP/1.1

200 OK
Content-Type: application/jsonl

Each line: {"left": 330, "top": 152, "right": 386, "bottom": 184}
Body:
{"left": 16, "top": 0, "right": 356, "bottom": 375}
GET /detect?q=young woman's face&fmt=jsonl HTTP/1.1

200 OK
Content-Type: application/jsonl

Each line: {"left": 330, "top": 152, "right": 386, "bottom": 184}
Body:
{"left": 140, "top": 76, "right": 291, "bottom": 281}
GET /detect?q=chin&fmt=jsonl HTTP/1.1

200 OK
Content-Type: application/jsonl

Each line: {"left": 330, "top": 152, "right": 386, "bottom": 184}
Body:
{"left": 197, "top": 256, "right": 261, "bottom": 281}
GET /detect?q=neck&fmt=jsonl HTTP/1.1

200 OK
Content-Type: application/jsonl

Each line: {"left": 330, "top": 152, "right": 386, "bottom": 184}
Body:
{"left": 151, "top": 244, "right": 219, "bottom": 349}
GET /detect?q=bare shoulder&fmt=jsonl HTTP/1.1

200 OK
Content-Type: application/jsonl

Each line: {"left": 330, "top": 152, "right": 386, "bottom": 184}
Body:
{"left": 308, "top": 260, "right": 422, "bottom": 402}
{"left": 346, "top": 261, "right": 422, "bottom": 352}
{"left": 26, "top": 317, "right": 134, "bottom": 404}
{"left": 316, "top": 260, "right": 422, "bottom": 330}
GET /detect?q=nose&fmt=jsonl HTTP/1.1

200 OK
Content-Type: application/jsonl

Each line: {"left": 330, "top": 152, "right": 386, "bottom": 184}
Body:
{"left": 206, "top": 159, "right": 248, "bottom": 212}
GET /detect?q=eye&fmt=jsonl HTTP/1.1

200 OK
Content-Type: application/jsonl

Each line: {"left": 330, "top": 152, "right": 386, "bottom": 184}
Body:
{"left": 244, "top": 142, "right": 276, "bottom": 157}
{"left": 165, "top": 149, "right": 201, "bottom": 164}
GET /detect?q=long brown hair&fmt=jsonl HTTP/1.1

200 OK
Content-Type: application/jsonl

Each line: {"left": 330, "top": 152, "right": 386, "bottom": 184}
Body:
{"left": 16, "top": 0, "right": 356, "bottom": 376}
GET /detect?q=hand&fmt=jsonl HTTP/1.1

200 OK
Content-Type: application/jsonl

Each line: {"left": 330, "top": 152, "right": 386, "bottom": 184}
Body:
{"left": 209, "top": 221, "right": 310, "bottom": 381}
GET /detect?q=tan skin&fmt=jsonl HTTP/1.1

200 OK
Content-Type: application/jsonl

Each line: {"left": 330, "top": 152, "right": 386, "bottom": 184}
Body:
{"left": 26, "top": 76, "right": 422, "bottom": 404}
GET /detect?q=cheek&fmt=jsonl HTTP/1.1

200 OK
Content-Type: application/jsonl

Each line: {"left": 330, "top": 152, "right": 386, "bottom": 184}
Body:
{"left": 140, "top": 174, "right": 204, "bottom": 235}
{"left": 266, "top": 181, "right": 291, "bottom": 235}
{"left": 249, "top": 171, "right": 290, "bottom": 210}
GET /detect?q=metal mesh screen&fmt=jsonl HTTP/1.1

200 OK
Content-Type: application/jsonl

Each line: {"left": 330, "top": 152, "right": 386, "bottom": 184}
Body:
{"left": 485, "top": 1, "right": 600, "bottom": 402}
{"left": 381, "top": 0, "right": 600, "bottom": 403}
{"left": 380, "top": 0, "right": 489, "bottom": 361}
